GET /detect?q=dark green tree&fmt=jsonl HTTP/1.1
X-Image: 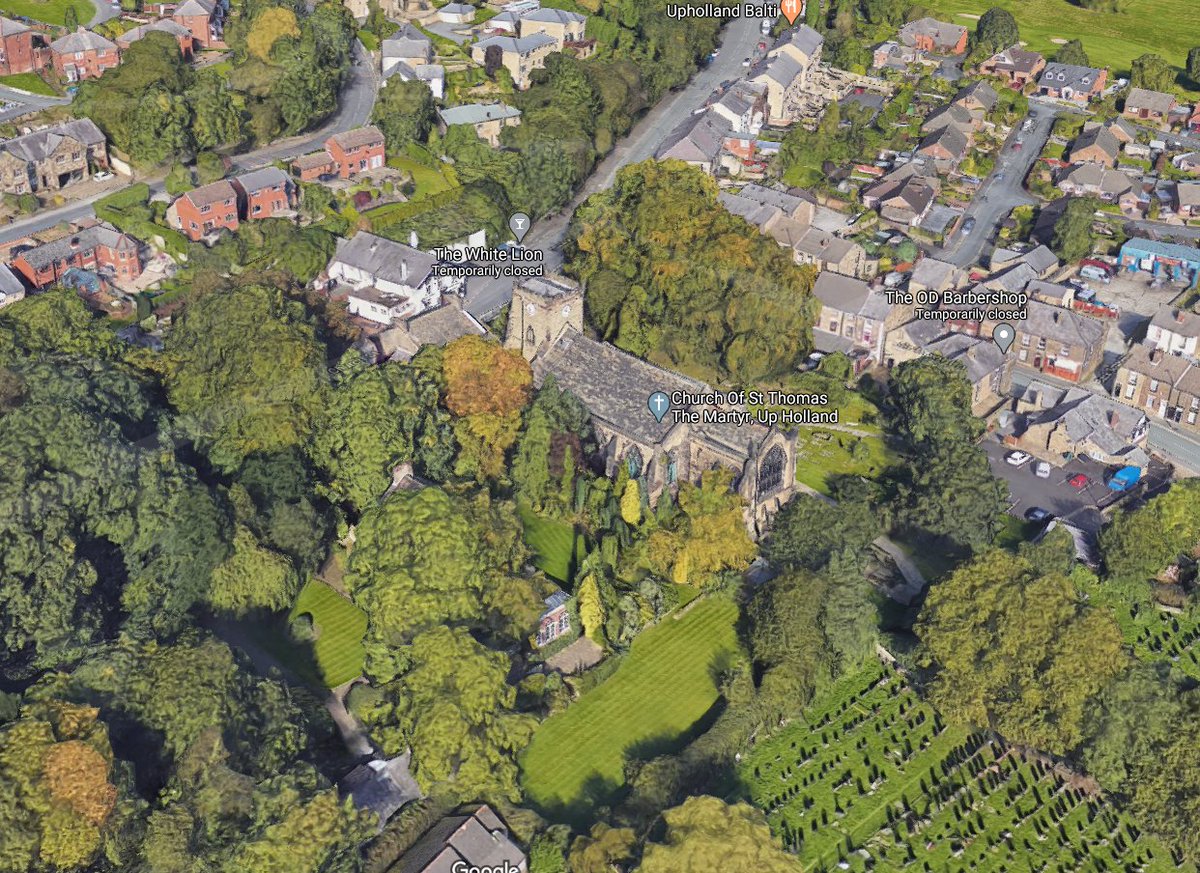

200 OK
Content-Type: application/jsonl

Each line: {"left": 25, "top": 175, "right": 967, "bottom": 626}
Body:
{"left": 372, "top": 78, "right": 436, "bottom": 152}
{"left": 1054, "top": 39, "right": 1089, "bottom": 67}
{"left": 1050, "top": 196, "right": 1099, "bottom": 263}
{"left": 1188, "top": 47, "right": 1200, "bottom": 83}
{"left": 970, "top": 7, "right": 1019, "bottom": 62}
{"left": 1130, "top": 53, "right": 1175, "bottom": 92}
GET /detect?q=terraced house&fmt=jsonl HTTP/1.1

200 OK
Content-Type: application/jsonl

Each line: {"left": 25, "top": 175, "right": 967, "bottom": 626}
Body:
{"left": 0, "top": 118, "right": 108, "bottom": 195}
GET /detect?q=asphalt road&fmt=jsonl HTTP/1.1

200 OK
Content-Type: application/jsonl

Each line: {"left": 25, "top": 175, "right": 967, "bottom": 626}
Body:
{"left": 1149, "top": 419, "right": 1200, "bottom": 473}
{"left": 984, "top": 439, "right": 1108, "bottom": 533}
{"left": 88, "top": 0, "right": 120, "bottom": 27}
{"left": 940, "top": 107, "right": 1057, "bottom": 268}
{"left": 464, "top": 13, "right": 767, "bottom": 320}
{"left": 0, "top": 40, "right": 379, "bottom": 246}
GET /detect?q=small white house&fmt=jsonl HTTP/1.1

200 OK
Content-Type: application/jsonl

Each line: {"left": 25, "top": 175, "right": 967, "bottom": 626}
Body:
{"left": 325, "top": 232, "right": 464, "bottom": 325}
{"left": 437, "top": 2, "right": 475, "bottom": 25}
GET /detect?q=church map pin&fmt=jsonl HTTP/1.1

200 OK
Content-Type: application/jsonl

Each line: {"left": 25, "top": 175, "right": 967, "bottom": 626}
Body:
{"left": 509, "top": 212, "right": 530, "bottom": 243}
{"left": 648, "top": 391, "right": 670, "bottom": 423}
{"left": 992, "top": 323, "right": 1016, "bottom": 354}
{"left": 780, "top": 0, "right": 802, "bottom": 25}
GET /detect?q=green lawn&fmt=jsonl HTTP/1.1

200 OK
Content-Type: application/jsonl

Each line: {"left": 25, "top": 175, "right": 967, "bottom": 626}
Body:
{"left": 0, "top": 0, "right": 91, "bottom": 25}
{"left": 520, "top": 597, "right": 740, "bottom": 824}
{"left": 739, "top": 662, "right": 1190, "bottom": 872}
{"left": 385, "top": 154, "right": 456, "bottom": 200}
{"left": 518, "top": 504, "right": 578, "bottom": 584}
{"left": 288, "top": 580, "right": 367, "bottom": 688}
{"left": 793, "top": 428, "right": 895, "bottom": 495}
{"left": 922, "top": 0, "right": 1200, "bottom": 94}
{"left": 0, "top": 72, "right": 55, "bottom": 96}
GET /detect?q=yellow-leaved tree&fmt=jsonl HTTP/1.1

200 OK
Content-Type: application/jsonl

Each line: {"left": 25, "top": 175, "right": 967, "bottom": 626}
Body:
{"left": 576, "top": 573, "right": 605, "bottom": 642}
{"left": 247, "top": 7, "right": 300, "bottom": 61}
{"left": 620, "top": 479, "right": 641, "bottom": 525}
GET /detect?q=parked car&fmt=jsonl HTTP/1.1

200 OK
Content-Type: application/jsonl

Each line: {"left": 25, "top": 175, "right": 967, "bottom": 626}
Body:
{"left": 1068, "top": 473, "right": 1089, "bottom": 489}
{"left": 1005, "top": 450, "right": 1031, "bottom": 466}
{"left": 93, "top": 170, "right": 114, "bottom": 181}
{"left": 1034, "top": 461, "right": 1051, "bottom": 479}
{"left": 1012, "top": 141, "right": 1023, "bottom": 151}
{"left": 961, "top": 217, "right": 976, "bottom": 236}
{"left": 1024, "top": 507, "right": 1053, "bottom": 522}
{"left": 1080, "top": 258, "right": 1113, "bottom": 276}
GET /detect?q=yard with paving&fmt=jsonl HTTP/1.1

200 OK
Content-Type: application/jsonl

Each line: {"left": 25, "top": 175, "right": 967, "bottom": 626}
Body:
{"left": 520, "top": 596, "right": 740, "bottom": 825}
{"left": 921, "top": 0, "right": 1200, "bottom": 94}
{"left": 738, "top": 661, "right": 1191, "bottom": 873}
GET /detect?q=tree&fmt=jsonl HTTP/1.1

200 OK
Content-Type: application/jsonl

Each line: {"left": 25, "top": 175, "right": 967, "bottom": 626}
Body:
{"left": 442, "top": 336, "right": 533, "bottom": 481}
{"left": 372, "top": 79, "right": 435, "bottom": 152}
{"left": 63, "top": 4, "right": 77, "bottom": 29}
{"left": 1100, "top": 479, "right": 1200, "bottom": 584}
{"left": 970, "top": 7, "right": 1019, "bottom": 62}
{"left": 576, "top": 573, "right": 606, "bottom": 643}
{"left": 1050, "top": 195, "right": 1099, "bottom": 266}
{"left": 1130, "top": 53, "right": 1175, "bottom": 92}
{"left": 247, "top": 7, "right": 300, "bottom": 61}
{"left": 1188, "top": 46, "right": 1200, "bottom": 83}
{"left": 766, "top": 490, "right": 878, "bottom": 571}
{"left": 888, "top": 355, "right": 984, "bottom": 449}
{"left": 163, "top": 285, "right": 329, "bottom": 471}
{"left": 570, "top": 823, "right": 637, "bottom": 873}
{"left": 206, "top": 527, "right": 298, "bottom": 616}
{"left": 566, "top": 160, "right": 817, "bottom": 383}
{"left": 645, "top": 469, "right": 756, "bottom": 586}
{"left": 620, "top": 479, "right": 641, "bottom": 525}
{"left": 512, "top": 406, "right": 554, "bottom": 511}
{"left": 165, "top": 161, "right": 193, "bottom": 195}
{"left": 637, "top": 796, "right": 801, "bottom": 873}
{"left": 916, "top": 550, "right": 1126, "bottom": 753}
{"left": 194, "top": 150, "right": 226, "bottom": 185}
{"left": 484, "top": 44, "right": 503, "bottom": 78}
{"left": 746, "top": 569, "right": 835, "bottom": 706}
{"left": 1054, "top": 39, "right": 1089, "bottom": 67}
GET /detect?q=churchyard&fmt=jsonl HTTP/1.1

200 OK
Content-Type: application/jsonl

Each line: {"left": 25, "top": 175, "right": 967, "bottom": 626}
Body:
{"left": 520, "top": 596, "right": 740, "bottom": 826}
{"left": 738, "top": 662, "right": 1190, "bottom": 872}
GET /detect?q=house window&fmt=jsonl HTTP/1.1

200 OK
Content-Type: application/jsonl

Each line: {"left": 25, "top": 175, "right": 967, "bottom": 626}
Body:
{"left": 252, "top": 204, "right": 261, "bottom": 214}
{"left": 1019, "top": 349, "right": 1028, "bottom": 362}
{"left": 1128, "top": 372, "right": 1138, "bottom": 384}
{"left": 200, "top": 204, "right": 210, "bottom": 213}
{"left": 1021, "top": 335, "right": 1030, "bottom": 347}
{"left": 1124, "top": 384, "right": 1135, "bottom": 399}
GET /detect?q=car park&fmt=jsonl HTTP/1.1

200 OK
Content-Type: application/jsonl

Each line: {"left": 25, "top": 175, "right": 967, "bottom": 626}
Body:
{"left": 1005, "top": 450, "right": 1031, "bottom": 466}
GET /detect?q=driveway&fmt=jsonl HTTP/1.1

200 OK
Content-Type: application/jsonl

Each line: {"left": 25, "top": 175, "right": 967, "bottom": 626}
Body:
{"left": 940, "top": 107, "right": 1058, "bottom": 268}
{"left": 464, "top": 14, "right": 766, "bottom": 320}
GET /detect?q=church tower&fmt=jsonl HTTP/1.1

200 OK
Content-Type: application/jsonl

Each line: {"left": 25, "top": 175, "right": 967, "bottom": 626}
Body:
{"left": 504, "top": 275, "right": 584, "bottom": 361}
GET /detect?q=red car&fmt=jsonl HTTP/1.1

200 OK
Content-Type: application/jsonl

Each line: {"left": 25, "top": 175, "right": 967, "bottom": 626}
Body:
{"left": 1068, "top": 474, "right": 1089, "bottom": 490}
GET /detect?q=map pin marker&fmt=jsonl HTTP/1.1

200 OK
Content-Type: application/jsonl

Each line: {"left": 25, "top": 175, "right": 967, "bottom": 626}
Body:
{"left": 992, "top": 323, "right": 1016, "bottom": 354}
{"left": 648, "top": 391, "right": 671, "bottom": 423}
{"left": 780, "top": 0, "right": 801, "bottom": 25}
{"left": 509, "top": 212, "right": 530, "bottom": 243}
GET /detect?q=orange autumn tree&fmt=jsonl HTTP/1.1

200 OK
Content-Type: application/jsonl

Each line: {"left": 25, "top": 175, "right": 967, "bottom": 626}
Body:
{"left": 442, "top": 336, "right": 533, "bottom": 481}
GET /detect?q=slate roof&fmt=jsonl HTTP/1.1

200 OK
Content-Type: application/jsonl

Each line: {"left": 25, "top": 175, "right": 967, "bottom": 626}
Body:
{"left": 898, "top": 17, "right": 966, "bottom": 51}
{"left": 955, "top": 80, "right": 997, "bottom": 111}
{"left": 794, "top": 226, "right": 858, "bottom": 265}
{"left": 910, "top": 256, "right": 960, "bottom": 290}
{"left": 520, "top": 275, "right": 578, "bottom": 299}
{"left": 404, "top": 302, "right": 486, "bottom": 345}
{"left": 1, "top": 119, "right": 104, "bottom": 163}
{"left": 813, "top": 271, "right": 872, "bottom": 313}
{"left": 1020, "top": 245, "right": 1059, "bottom": 276}
{"left": 174, "top": 0, "right": 216, "bottom": 15}
{"left": 1070, "top": 125, "right": 1120, "bottom": 162}
{"left": 50, "top": 28, "right": 117, "bottom": 54}
{"left": 655, "top": 110, "right": 730, "bottom": 165}
{"left": 328, "top": 125, "right": 384, "bottom": 151}
{"left": 984, "top": 45, "right": 1043, "bottom": 75}
{"left": 383, "top": 23, "right": 432, "bottom": 62}
{"left": 1022, "top": 380, "right": 1148, "bottom": 461}
{"left": 0, "top": 263, "right": 23, "bottom": 299}
{"left": 919, "top": 124, "right": 968, "bottom": 159}
{"left": 985, "top": 261, "right": 1038, "bottom": 294}
{"left": 1176, "top": 181, "right": 1200, "bottom": 209}
{"left": 118, "top": 19, "right": 191, "bottom": 44}
{"left": 235, "top": 166, "right": 288, "bottom": 193}
{"left": 922, "top": 103, "right": 973, "bottom": 133}
{"left": 17, "top": 222, "right": 136, "bottom": 270}
{"left": 1021, "top": 299, "right": 1107, "bottom": 349}
{"left": 292, "top": 151, "right": 335, "bottom": 171}
{"left": 395, "top": 806, "right": 525, "bottom": 873}
{"left": 183, "top": 179, "right": 238, "bottom": 209}
{"left": 1059, "top": 163, "right": 1133, "bottom": 197}
{"left": 438, "top": 103, "right": 521, "bottom": 126}
{"left": 332, "top": 232, "right": 437, "bottom": 289}
{"left": 0, "top": 16, "right": 30, "bottom": 35}
{"left": 1149, "top": 305, "right": 1200, "bottom": 337}
{"left": 1039, "top": 62, "right": 1103, "bottom": 93}
{"left": 1121, "top": 342, "right": 1192, "bottom": 385}
{"left": 342, "top": 753, "right": 422, "bottom": 832}
{"left": 520, "top": 7, "right": 585, "bottom": 25}
{"left": 474, "top": 33, "right": 555, "bottom": 54}
{"left": 731, "top": 183, "right": 807, "bottom": 216}
{"left": 1125, "top": 87, "right": 1175, "bottom": 116}
{"left": 750, "top": 51, "right": 804, "bottom": 88}
{"left": 924, "top": 332, "right": 1005, "bottom": 385}
{"left": 880, "top": 176, "right": 937, "bottom": 217}
{"left": 773, "top": 24, "right": 823, "bottom": 59}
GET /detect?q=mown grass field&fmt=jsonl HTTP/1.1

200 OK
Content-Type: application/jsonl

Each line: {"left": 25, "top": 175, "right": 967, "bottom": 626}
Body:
{"left": 520, "top": 596, "right": 740, "bottom": 824}
{"left": 0, "top": 72, "right": 55, "bottom": 96}
{"left": 518, "top": 504, "right": 578, "bottom": 584}
{"left": 288, "top": 579, "right": 367, "bottom": 688}
{"left": 0, "top": 0, "right": 91, "bottom": 25}
{"left": 739, "top": 662, "right": 1190, "bottom": 872}
{"left": 922, "top": 0, "right": 1200, "bottom": 93}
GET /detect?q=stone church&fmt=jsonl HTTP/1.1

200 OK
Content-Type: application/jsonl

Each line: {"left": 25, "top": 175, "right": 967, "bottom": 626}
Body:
{"left": 505, "top": 275, "right": 799, "bottom": 534}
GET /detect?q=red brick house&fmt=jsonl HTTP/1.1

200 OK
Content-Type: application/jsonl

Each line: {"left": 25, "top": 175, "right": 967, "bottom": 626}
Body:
{"left": 172, "top": 179, "right": 240, "bottom": 241}
{"left": 233, "top": 166, "right": 293, "bottom": 219}
{"left": 978, "top": 45, "right": 1045, "bottom": 89}
{"left": 325, "top": 126, "right": 385, "bottom": 179}
{"left": 49, "top": 29, "right": 119, "bottom": 82}
{"left": 11, "top": 221, "right": 141, "bottom": 289}
{"left": 898, "top": 18, "right": 968, "bottom": 55}
{"left": 172, "top": 0, "right": 224, "bottom": 49}
{"left": 290, "top": 151, "right": 336, "bottom": 181}
{"left": 0, "top": 17, "right": 49, "bottom": 76}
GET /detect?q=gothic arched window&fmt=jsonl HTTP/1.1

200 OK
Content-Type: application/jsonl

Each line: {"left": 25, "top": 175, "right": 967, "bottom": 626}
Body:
{"left": 625, "top": 446, "right": 644, "bottom": 479}
{"left": 757, "top": 445, "right": 786, "bottom": 495}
